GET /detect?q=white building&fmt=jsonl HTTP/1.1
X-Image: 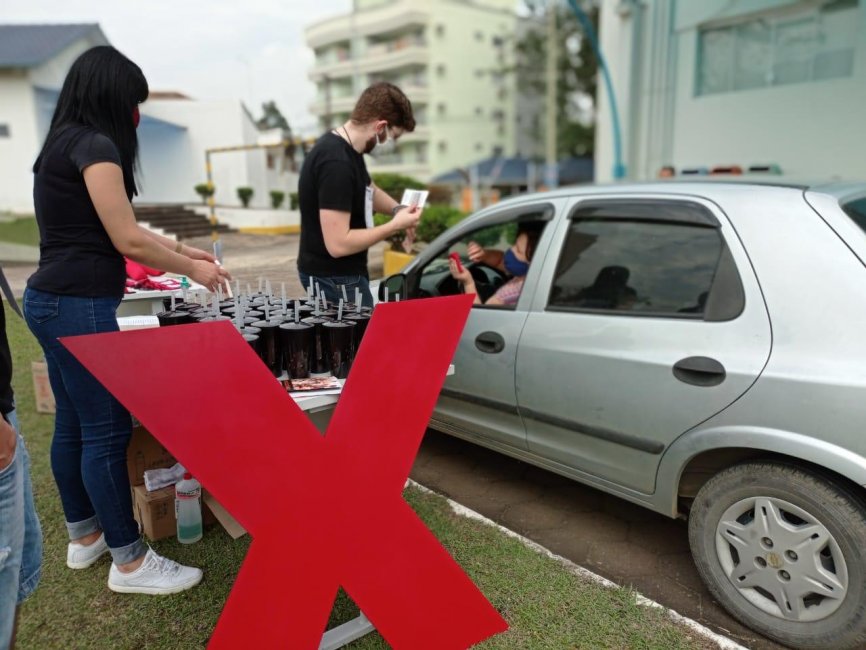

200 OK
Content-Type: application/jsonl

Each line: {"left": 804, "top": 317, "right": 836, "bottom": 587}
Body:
{"left": 595, "top": 0, "right": 866, "bottom": 183}
{"left": 0, "top": 23, "right": 294, "bottom": 214}
{"left": 305, "top": 0, "right": 536, "bottom": 181}
{"left": 0, "top": 24, "right": 109, "bottom": 213}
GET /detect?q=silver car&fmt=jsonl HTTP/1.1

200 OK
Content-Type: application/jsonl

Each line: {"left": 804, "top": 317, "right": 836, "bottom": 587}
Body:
{"left": 380, "top": 181, "right": 866, "bottom": 650}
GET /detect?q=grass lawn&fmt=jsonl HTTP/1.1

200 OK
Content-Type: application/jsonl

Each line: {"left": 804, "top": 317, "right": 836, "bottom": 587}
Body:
{"left": 7, "top": 307, "right": 715, "bottom": 650}
{"left": 0, "top": 216, "right": 39, "bottom": 248}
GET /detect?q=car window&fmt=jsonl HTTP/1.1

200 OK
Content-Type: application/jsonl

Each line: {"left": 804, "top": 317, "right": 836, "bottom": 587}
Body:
{"left": 842, "top": 196, "right": 866, "bottom": 236}
{"left": 416, "top": 211, "right": 549, "bottom": 307}
{"left": 548, "top": 219, "right": 723, "bottom": 316}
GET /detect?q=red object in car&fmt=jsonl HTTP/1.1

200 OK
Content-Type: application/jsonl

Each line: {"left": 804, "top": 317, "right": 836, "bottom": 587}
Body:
{"left": 449, "top": 252, "right": 464, "bottom": 272}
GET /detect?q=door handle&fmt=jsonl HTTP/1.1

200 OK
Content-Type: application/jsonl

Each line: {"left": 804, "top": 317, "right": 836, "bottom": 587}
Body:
{"left": 673, "top": 356, "right": 726, "bottom": 387}
{"left": 475, "top": 331, "right": 505, "bottom": 354}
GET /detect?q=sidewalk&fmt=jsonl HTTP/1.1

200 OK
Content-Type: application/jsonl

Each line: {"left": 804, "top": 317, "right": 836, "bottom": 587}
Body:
{"left": 0, "top": 241, "right": 38, "bottom": 264}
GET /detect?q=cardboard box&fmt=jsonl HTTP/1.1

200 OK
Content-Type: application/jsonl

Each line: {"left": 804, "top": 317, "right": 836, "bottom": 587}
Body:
{"left": 132, "top": 484, "right": 176, "bottom": 541}
{"left": 31, "top": 361, "right": 55, "bottom": 414}
{"left": 127, "top": 426, "right": 176, "bottom": 487}
{"left": 132, "top": 484, "right": 217, "bottom": 542}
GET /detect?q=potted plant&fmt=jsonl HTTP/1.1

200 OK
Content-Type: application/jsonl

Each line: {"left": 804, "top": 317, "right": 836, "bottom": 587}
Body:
{"left": 194, "top": 182, "right": 215, "bottom": 205}
{"left": 237, "top": 187, "right": 254, "bottom": 208}
{"left": 270, "top": 190, "right": 286, "bottom": 209}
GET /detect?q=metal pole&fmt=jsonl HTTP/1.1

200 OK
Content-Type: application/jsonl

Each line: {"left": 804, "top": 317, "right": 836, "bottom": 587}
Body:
{"left": 544, "top": 1, "right": 559, "bottom": 189}
{"left": 566, "top": 0, "right": 627, "bottom": 180}
{"left": 205, "top": 150, "right": 221, "bottom": 262}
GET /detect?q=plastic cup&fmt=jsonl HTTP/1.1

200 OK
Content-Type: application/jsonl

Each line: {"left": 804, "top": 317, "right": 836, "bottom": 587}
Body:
{"left": 251, "top": 320, "right": 282, "bottom": 376}
{"left": 343, "top": 312, "right": 371, "bottom": 352}
{"left": 323, "top": 320, "right": 355, "bottom": 379}
{"left": 301, "top": 316, "right": 332, "bottom": 375}
{"left": 156, "top": 311, "right": 195, "bottom": 327}
{"left": 279, "top": 322, "right": 315, "bottom": 379}
{"left": 243, "top": 334, "right": 261, "bottom": 355}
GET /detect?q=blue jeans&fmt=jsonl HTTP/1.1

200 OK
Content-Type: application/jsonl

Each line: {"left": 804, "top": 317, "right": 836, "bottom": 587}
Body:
{"left": 298, "top": 272, "right": 374, "bottom": 309}
{"left": 24, "top": 288, "right": 144, "bottom": 566}
{"left": 0, "top": 409, "right": 42, "bottom": 650}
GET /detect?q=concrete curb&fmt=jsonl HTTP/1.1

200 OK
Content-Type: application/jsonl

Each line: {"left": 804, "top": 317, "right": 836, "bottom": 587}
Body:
{"left": 407, "top": 479, "right": 750, "bottom": 650}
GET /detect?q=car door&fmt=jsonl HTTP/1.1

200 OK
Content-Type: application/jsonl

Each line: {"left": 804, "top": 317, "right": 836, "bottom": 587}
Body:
{"left": 515, "top": 196, "right": 772, "bottom": 495}
{"left": 430, "top": 203, "right": 556, "bottom": 451}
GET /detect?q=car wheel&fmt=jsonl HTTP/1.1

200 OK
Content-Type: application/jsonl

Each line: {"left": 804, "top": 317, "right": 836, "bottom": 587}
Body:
{"left": 688, "top": 462, "right": 866, "bottom": 650}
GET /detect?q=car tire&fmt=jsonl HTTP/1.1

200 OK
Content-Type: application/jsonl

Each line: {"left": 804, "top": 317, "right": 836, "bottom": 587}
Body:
{"left": 688, "top": 462, "right": 866, "bottom": 650}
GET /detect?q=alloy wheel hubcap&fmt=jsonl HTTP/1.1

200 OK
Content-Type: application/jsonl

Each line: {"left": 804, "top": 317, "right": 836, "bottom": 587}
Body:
{"left": 714, "top": 496, "right": 848, "bottom": 622}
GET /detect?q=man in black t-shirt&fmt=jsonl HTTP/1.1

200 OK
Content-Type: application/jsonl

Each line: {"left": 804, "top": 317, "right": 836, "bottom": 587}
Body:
{"left": 297, "top": 82, "right": 422, "bottom": 307}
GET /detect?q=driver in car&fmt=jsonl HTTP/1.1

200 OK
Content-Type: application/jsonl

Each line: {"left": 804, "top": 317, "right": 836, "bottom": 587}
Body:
{"left": 448, "top": 223, "right": 543, "bottom": 307}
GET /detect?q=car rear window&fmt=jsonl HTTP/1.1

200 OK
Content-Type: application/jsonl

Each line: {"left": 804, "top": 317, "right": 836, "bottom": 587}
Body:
{"left": 842, "top": 196, "right": 866, "bottom": 234}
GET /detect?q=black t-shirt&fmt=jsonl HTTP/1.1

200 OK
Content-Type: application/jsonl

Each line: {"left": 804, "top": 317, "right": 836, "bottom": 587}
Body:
{"left": 297, "top": 132, "right": 371, "bottom": 277}
{"left": 0, "top": 297, "right": 13, "bottom": 415}
{"left": 28, "top": 125, "right": 127, "bottom": 298}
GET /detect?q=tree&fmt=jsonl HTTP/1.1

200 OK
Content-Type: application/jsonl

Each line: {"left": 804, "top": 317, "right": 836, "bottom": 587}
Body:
{"left": 505, "top": 0, "right": 599, "bottom": 158}
{"left": 256, "top": 101, "right": 298, "bottom": 171}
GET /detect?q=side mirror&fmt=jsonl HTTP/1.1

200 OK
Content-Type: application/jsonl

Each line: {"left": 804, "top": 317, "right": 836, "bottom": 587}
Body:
{"left": 379, "top": 274, "right": 407, "bottom": 302}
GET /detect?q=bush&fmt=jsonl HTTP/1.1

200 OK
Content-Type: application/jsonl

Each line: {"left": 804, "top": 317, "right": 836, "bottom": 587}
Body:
{"left": 370, "top": 173, "right": 425, "bottom": 202}
{"left": 289, "top": 192, "right": 299, "bottom": 210}
{"left": 416, "top": 204, "right": 466, "bottom": 243}
{"left": 269, "top": 190, "right": 286, "bottom": 209}
{"left": 194, "top": 183, "right": 215, "bottom": 205}
{"left": 373, "top": 213, "right": 406, "bottom": 251}
{"left": 236, "top": 187, "right": 254, "bottom": 208}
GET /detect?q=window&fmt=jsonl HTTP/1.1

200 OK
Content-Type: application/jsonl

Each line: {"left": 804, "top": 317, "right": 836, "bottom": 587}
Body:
{"left": 842, "top": 196, "right": 866, "bottom": 236}
{"left": 436, "top": 24, "right": 445, "bottom": 38}
{"left": 0, "top": 124, "right": 9, "bottom": 138}
{"left": 697, "top": 0, "right": 859, "bottom": 95}
{"left": 437, "top": 102, "right": 447, "bottom": 116}
{"left": 438, "top": 140, "right": 448, "bottom": 153}
{"left": 475, "top": 31, "right": 484, "bottom": 42}
{"left": 475, "top": 142, "right": 484, "bottom": 151}
{"left": 549, "top": 216, "right": 723, "bottom": 316}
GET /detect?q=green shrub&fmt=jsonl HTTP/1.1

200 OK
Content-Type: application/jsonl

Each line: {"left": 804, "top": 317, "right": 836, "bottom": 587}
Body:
{"left": 269, "top": 190, "right": 286, "bottom": 209}
{"left": 370, "top": 173, "right": 425, "bottom": 202}
{"left": 416, "top": 204, "right": 466, "bottom": 243}
{"left": 194, "top": 182, "right": 215, "bottom": 204}
{"left": 289, "top": 192, "right": 299, "bottom": 210}
{"left": 236, "top": 187, "right": 254, "bottom": 208}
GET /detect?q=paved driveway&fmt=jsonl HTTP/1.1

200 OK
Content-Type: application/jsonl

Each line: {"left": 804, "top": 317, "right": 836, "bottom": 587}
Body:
{"left": 411, "top": 430, "right": 787, "bottom": 650}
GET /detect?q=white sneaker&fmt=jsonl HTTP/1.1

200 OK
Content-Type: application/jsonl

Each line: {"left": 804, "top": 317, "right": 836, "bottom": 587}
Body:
{"left": 67, "top": 533, "right": 109, "bottom": 569}
{"left": 108, "top": 549, "right": 203, "bottom": 595}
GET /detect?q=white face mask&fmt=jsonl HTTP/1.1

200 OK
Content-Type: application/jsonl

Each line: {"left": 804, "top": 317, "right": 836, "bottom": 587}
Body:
{"left": 370, "top": 127, "right": 397, "bottom": 157}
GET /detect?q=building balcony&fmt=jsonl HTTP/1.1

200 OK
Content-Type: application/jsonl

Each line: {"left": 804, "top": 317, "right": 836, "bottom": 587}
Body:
{"left": 309, "top": 94, "right": 357, "bottom": 117}
{"left": 306, "top": 8, "right": 429, "bottom": 50}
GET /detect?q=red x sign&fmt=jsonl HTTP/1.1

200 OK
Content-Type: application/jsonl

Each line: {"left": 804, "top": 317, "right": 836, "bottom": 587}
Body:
{"left": 62, "top": 295, "right": 508, "bottom": 649}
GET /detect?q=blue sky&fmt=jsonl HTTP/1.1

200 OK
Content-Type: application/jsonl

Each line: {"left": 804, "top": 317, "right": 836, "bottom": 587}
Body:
{"left": 2, "top": 0, "right": 350, "bottom": 132}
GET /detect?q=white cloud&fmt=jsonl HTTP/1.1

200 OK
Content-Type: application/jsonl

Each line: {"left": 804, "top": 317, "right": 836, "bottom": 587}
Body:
{"left": 2, "top": 0, "right": 349, "bottom": 133}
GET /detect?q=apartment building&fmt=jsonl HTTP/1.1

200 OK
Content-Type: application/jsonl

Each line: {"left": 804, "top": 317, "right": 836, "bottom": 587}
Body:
{"left": 305, "top": 0, "right": 532, "bottom": 180}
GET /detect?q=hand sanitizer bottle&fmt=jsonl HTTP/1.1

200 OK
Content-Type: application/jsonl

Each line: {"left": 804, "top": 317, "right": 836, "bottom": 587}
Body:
{"left": 175, "top": 473, "right": 203, "bottom": 544}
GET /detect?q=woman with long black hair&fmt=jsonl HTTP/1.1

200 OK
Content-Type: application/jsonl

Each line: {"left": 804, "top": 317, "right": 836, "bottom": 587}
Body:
{"left": 24, "top": 46, "right": 229, "bottom": 594}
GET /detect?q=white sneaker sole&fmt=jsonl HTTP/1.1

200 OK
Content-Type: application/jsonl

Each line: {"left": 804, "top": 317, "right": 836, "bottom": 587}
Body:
{"left": 67, "top": 546, "right": 109, "bottom": 570}
{"left": 107, "top": 572, "right": 203, "bottom": 595}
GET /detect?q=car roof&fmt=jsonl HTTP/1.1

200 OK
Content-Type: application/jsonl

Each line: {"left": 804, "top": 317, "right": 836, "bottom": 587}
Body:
{"left": 485, "top": 178, "right": 866, "bottom": 208}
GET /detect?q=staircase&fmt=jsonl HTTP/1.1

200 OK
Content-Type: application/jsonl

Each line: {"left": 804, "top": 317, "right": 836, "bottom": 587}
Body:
{"left": 133, "top": 205, "right": 234, "bottom": 240}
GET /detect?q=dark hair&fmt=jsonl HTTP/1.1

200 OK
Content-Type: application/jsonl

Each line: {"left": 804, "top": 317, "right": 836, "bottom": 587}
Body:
{"left": 351, "top": 82, "right": 416, "bottom": 132}
{"left": 34, "top": 46, "right": 149, "bottom": 197}
{"left": 517, "top": 222, "right": 544, "bottom": 261}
